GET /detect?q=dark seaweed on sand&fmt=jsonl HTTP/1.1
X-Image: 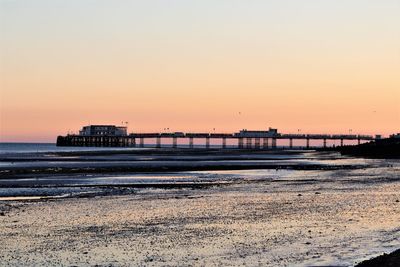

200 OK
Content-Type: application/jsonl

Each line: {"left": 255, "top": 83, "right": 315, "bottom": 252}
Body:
{"left": 355, "top": 249, "right": 400, "bottom": 267}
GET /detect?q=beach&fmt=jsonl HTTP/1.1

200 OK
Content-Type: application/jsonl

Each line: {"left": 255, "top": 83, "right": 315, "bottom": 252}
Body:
{"left": 3, "top": 0, "right": 399, "bottom": 265}
{"left": 0, "top": 147, "right": 399, "bottom": 266}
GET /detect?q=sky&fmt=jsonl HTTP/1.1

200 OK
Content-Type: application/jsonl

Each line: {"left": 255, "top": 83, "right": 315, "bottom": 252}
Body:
{"left": 1, "top": 0, "right": 399, "bottom": 142}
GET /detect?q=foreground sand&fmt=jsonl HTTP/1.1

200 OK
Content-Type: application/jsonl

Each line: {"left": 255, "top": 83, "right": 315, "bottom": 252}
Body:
{"left": 1, "top": 165, "right": 400, "bottom": 266}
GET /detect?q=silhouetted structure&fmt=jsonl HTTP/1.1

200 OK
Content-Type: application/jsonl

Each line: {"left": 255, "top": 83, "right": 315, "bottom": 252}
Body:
{"left": 57, "top": 125, "right": 378, "bottom": 149}
{"left": 332, "top": 136, "right": 400, "bottom": 158}
{"left": 79, "top": 125, "right": 127, "bottom": 136}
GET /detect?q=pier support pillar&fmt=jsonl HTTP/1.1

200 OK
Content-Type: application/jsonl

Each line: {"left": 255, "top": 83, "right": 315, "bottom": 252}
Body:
{"left": 103, "top": 136, "right": 111, "bottom": 146}
{"left": 140, "top": 137, "right": 144, "bottom": 148}
{"left": 289, "top": 138, "right": 293, "bottom": 149}
{"left": 323, "top": 139, "right": 327, "bottom": 148}
{"left": 173, "top": 137, "right": 177, "bottom": 148}
{"left": 340, "top": 139, "right": 344, "bottom": 147}
{"left": 271, "top": 138, "right": 277, "bottom": 149}
{"left": 358, "top": 138, "right": 360, "bottom": 145}
{"left": 306, "top": 138, "right": 310, "bottom": 149}
{"left": 238, "top": 138, "right": 244, "bottom": 149}
{"left": 206, "top": 137, "right": 210, "bottom": 149}
{"left": 222, "top": 138, "right": 227, "bottom": 149}
{"left": 263, "top": 138, "right": 269, "bottom": 149}
{"left": 254, "top": 138, "right": 260, "bottom": 149}
{"left": 246, "top": 138, "right": 252, "bottom": 149}
{"left": 132, "top": 138, "right": 136, "bottom": 147}
{"left": 189, "top": 137, "right": 194, "bottom": 149}
{"left": 156, "top": 137, "right": 161, "bottom": 148}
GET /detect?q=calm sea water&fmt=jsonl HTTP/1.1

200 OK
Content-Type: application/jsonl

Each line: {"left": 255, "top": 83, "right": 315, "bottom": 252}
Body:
{"left": 0, "top": 142, "right": 242, "bottom": 154}
{"left": 0, "top": 143, "right": 141, "bottom": 154}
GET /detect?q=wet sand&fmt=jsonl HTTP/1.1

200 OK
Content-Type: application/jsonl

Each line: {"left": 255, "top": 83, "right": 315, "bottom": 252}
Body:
{"left": 0, "top": 149, "right": 374, "bottom": 179}
{"left": 0, "top": 150, "right": 399, "bottom": 266}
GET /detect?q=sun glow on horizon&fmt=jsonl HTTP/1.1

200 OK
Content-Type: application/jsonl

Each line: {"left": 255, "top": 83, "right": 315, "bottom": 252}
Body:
{"left": 1, "top": 0, "right": 399, "bottom": 142}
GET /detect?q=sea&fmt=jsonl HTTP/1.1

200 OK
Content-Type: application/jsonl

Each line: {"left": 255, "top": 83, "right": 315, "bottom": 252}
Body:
{"left": 0, "top": 142, "right": 142, "bottom": 154}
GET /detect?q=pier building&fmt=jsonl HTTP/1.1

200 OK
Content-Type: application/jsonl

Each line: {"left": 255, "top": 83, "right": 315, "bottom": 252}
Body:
{"left": 79, "top": 125, "right": 127, "bottom": 136}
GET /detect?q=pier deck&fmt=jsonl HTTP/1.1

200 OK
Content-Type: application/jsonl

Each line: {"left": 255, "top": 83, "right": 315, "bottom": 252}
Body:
{"left": 57, "top": 130, "right": 375, "bottom": 149}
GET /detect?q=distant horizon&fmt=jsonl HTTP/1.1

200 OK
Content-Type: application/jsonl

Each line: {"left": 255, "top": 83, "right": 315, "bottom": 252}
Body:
{"left": 1, "top": 0, "right": 399, "bottom": 142}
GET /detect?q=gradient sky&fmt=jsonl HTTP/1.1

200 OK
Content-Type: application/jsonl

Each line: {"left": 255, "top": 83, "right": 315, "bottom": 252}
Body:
{"left": 1, "top": 0, "right": 399, "bottom": 142}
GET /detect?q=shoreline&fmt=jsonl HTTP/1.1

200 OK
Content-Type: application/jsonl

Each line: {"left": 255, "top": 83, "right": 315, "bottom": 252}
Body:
{"left": 0, "top": 163, "right": 367, "bottom": 180}
{"left": 0, "top": 149, "right": 373, "bottom": 180}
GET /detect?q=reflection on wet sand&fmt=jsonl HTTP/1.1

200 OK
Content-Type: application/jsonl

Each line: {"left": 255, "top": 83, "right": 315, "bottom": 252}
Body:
{"left": 0, "top": 151, "right": 399, "bottom": 266}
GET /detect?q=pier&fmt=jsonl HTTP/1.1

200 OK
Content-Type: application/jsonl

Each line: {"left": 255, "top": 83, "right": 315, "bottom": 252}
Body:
{"left": 57, "top": 127, "right": 376, "bottom": 149}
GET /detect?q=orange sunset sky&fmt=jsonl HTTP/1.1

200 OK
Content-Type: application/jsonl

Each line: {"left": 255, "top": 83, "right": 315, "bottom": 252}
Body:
{"left": 1, "top": 0, "right": 399, "bottom": 142}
